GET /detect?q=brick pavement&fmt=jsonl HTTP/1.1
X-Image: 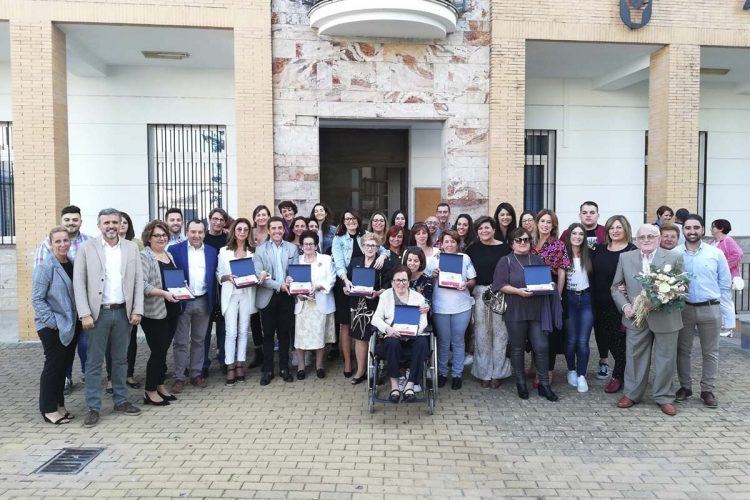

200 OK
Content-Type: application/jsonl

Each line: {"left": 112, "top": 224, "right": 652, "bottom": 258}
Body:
{"left": 0, "top": 335, "right": 748, "bottom": 499}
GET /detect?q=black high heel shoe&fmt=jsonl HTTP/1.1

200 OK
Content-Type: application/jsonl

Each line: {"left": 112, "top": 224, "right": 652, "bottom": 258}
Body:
{"left": 538, "top": 384, "right": 559, "bottom": 402}
{"left": 157, "top": 391, "right": 177, "bottom": 402}
{"left": 516, "top": 383, "right": 529, "bottom": 400}
{"left": 350, "top": 374, "right": 367, "bottom": 385}
{"left": 143, "top": 393, "right": 170, "bottom": 406}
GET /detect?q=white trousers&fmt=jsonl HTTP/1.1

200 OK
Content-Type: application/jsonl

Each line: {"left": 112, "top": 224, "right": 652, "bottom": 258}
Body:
{"left": 224, "top": 293, "right": 253, "bottom": 364}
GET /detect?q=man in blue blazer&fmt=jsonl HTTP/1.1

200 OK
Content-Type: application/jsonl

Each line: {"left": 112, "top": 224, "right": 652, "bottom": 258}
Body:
{"left": 170, "top": 220, "right": 218, "bottom": 392}
{"left": 254, "top": 216, "right": 299, "bottom": 385}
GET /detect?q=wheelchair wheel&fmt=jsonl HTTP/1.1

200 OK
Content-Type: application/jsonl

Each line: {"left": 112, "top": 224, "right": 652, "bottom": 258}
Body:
{"left": 368, "top": 388, "right": 376, "bottom": 414}
{"left": 431, "top": 333, "right": 438, "bottom": 399}
{"left": 427, "top": 387, "right": 435, "bottom": 415}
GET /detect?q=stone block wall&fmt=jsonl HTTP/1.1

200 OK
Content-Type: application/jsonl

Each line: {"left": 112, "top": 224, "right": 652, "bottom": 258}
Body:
{"left": 271, "top": 0, "right": 492, "bottom": 217}
{"left": 0, "top": 246, "right": 17, "bottom": 312}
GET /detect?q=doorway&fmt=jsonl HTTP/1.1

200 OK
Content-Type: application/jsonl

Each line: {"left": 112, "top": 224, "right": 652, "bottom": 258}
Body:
{"left": 319, "top": 128, "right": 408, "bottom": 224}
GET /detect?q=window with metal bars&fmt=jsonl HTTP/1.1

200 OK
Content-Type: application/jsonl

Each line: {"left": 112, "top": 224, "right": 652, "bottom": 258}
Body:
{"left": 0, "top": 122, "right": 13, "bottom": 244}
{"left": 524, "top": 130, "right": 556, "bottom": 213}
{"left": 148, "top": 124, "right": 228, "bottom": 222}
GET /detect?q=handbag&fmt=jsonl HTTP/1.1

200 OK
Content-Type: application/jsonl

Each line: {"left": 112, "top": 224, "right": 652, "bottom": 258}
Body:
{"left": 482, "top": 287, "right": 507, "bottom": 315}
{"left": 732, "top": 276, "right": 744, "bottom": 291}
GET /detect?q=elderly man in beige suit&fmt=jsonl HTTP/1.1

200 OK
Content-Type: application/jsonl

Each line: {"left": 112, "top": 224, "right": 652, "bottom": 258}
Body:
{"left": 610, "top": 224, "right": 684, "bottom": 416}
{"left": 74, "top": 208, "right": 144, "bottom": 427}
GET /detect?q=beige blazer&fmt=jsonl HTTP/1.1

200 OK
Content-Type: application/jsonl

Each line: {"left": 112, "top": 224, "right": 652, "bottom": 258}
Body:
{"left": 73, "top": 237, "right": 144, "bottom": 321}
{"left": 610, "top": 247, "right": 684, "bottom": 333}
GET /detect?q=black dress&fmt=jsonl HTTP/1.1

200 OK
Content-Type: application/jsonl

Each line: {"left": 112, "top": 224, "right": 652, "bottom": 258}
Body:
{"left": 347, "top": 256, "right": 392, "bottom": 341}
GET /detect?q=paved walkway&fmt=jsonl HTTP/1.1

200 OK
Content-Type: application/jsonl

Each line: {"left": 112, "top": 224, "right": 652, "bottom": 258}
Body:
{"left": 0, "top": 335, "right": 748, "bottom": 499}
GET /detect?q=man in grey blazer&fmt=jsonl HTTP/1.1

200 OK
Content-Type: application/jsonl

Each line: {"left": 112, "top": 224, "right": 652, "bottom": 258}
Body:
{"left": 74, "top": 208, "right": 144, "bottom": 427}
{"left": 610, "top": 224, "right": 684, "bottom": 416}
{"left": 253, "top": 216, "right": 299, "bottom": 385}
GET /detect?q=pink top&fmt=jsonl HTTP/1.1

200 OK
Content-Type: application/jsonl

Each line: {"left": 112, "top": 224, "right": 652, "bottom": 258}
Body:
{"left": 712, "top": 236, "right": 743, "bottom": 278}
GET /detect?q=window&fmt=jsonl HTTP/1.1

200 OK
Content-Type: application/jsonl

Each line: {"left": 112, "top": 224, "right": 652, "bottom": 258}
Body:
{"left": 0, "top": 122, "right": 13, "bottom": 244}
{"left": 524, "top": 130, "right": 556, "bottom": 213}
{"left": 697, "top": 131, "right": 707, "bottom": 221}
{"left": 148, "top": 124, "right": 228, "bottom": 222}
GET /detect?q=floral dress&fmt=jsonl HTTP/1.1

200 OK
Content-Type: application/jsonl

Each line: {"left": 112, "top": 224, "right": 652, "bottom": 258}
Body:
{"left": 531, "top": 237, "right": 570, "bottom": 359}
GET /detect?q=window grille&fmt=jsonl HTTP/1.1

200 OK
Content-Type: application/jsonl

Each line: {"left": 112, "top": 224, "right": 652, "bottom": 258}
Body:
{"left": 148, "top": 124, "right": 228, "bottom": 222}
{"left": 0, "top": 122, "right": 13, "bottom": 244}
{"left": 524, "top": 130, "right": 556, "bottom": 213}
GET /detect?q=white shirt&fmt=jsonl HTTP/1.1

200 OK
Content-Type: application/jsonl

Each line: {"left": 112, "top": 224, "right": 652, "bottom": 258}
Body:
{"left": 566, "top": 257, "right": 590, "bottom": 291}
{"left": 641, "top": 251, "right": 655, "bottom": 273}
{"left": 187, "top": 244, "right": 207, "bottom": 296}
{"left": 101, "top": 236, "right": 125, "bottom": 305}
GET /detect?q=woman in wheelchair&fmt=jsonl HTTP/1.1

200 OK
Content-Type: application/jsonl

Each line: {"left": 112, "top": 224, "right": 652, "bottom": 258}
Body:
{"left": 371, "top": 265, "right": 430, "bottom": 403}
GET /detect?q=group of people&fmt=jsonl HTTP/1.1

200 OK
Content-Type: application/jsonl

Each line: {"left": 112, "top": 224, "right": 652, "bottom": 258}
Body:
{"left": 32, "top": 199, "right": 741, "bottom": 426}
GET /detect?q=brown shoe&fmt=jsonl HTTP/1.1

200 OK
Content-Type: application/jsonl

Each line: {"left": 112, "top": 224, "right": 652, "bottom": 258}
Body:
{"left": 480, "top": 380, "right": 491, "bottom": 388}
{"left": 490, "top": 379, "right": 502, "bottom": 389}
{"left": 190, "top": 376, "right": 208, "bottom": 388}
{"left": 616, "top": 396, "right": 636, "bottom": 408}
{"left": 659, "top": 403, "right": 677, "bottom": 416}
{"left": 605, "top": 378, "right": 623, "bottom": 393}
{"left": 700, "top": 391, "right": 718, "bottom": 408}
{"left": 172, "top": 380, "right": 185, "bottom": 394}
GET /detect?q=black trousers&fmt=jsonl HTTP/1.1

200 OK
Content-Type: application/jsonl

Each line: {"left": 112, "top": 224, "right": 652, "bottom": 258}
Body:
{"left": 506, "top": 320, "right": 550, "bottom": 385}
{"left": 260, "top": 292, "right": 295, "bottom": 373}
{"left": 250, "top": 312, "right": 263, "bottom": 348}
{"left": 106, "top": 325, "right": 138, "bottom": 379}
{"left": 141, "top": 316, "right": 178, "bottom": 391}
{"left": 38, "top": 327, "right": 79, "bottom": 414}
{"left": 594, "top": 303, "right": 626, "bottom": 380}
{"left": 384, "top": 336, "right": 429, "bottom": 383}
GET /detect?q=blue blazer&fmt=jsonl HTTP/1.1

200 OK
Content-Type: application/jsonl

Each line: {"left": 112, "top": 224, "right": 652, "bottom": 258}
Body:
{"left": 170, "top": 241, "right": 218, "bottom": 311}
{"left": 31, "top": 255, "right": 77, "bottom": 346}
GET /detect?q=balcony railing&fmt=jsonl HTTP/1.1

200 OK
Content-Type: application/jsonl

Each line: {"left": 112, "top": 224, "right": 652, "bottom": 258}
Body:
{"left": 308, "top": 0, "right": 464, "bottom": 39}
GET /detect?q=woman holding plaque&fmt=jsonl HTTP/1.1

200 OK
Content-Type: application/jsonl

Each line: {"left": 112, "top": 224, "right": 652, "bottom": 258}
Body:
{"left": 217, "top": 218, "right": 258, "bottom": 385}
{"left": 371, "top": 265, "right": 430, "bottom": 403}
{"left": 140, "top": 220, "right": 180, "bottom": 405}
{"left": 427, "top": 230, "right": 477, "bottom": 390}
{"left": 466, "top": 216, "right": 511, "bottom": 388}
{"left": 344, "top": 233, "right": 392, "bottom": 385}
{"left": 404, "top": 248, "right": 433, "bottom": 307}
{"left": 332, "top": 209, "right": 387, "bottom": 378}
{"left": 493, "top": 227, "right": 559, "bottom": 402}
{"left": 293, "top": 231, "right": 336, "bottom": 379}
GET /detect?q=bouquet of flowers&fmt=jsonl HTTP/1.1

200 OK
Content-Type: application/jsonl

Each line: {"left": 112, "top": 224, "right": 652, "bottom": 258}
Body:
{"left": 631, "top": 264, "right": 690, "bottom": 328}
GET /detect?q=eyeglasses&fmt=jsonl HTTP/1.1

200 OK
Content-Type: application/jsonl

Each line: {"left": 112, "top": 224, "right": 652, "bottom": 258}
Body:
{"left": 344, "top": 217, "right": 356, "bottom": 222}
{"left": 363, "top": 244, "right": 378, "bottom": 249}
{"left": 152, "top": 233, "right": 168, "bottom": 239}
{"left": 210, "top": 217, "right": 225, "bottom": 222}
{"left": 392, "top": 278, "right": 409, "bottom": 284}
{"left": 235, "top": 227, "right": 250, "bottom": 233}
{"left": 636, "top": 234, "right": 659, "bottom": 241}
{"left": 513, "top": 237, "right": 530, "bottom": 243}
{"left": 521, "top": 219, "right": 534, "bottom": 224}
{"left": 425, "top": 221, "right": 438, "bottom": 226}
{"left": 302, "top": 242, "right": 316, "bottom": 247}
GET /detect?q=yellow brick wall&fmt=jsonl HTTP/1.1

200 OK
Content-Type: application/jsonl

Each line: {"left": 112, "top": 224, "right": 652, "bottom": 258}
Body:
{"left": 487, "top": 0, "right": 750, "bottom": 216}
{"left": 0, "top": 0, "right": 273, "bottom": 340}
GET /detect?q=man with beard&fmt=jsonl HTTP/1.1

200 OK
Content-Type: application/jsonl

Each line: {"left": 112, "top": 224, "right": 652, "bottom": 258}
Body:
{"left": 165, "top": 207, "right": 185, "bottom": 249}
{"left": 35, "top": 205, "right": 92, "bottom": 394}
{"left": 74, "top": 208, "right": 144, "bottom": 427}
{"left": 674, "top": 214, "right": 730, "bottom": 408}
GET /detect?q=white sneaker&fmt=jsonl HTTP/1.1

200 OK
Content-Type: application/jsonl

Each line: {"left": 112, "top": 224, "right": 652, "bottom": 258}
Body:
{"left": 463, "top": 354, "right": 474, "bottom": 367}
{"left": 720, "top": 329, "right": 733, "bottom": 338}
{"left": 577, "top": 376, "right": 589, "bottom": 393}
{"left": 413, "top": 384, "right": 422, "bottom": 393}
{"left": 567, "top": 370, "right": 578, "bottom": 387}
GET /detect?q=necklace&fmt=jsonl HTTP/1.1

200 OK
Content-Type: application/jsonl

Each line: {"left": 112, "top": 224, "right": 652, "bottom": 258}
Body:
{"left": 513, "top": 253, "right": 531, "bottom": 267}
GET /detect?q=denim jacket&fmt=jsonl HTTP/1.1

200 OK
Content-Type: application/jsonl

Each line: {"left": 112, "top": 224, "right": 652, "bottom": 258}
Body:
{"left": 332, "top": 233, "right": 387, "bottom": 279}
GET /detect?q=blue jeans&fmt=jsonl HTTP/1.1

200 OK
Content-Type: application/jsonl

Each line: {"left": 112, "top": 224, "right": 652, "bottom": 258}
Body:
{"left": 433, "top": 310, "right": 472, "bottom": 378}
{"left": 565, "top": 290, "right": 593, "bottom": 377}
{"left": 65, "top": 327, "right": 87, "bottom": 379}
{"left": 85, "top": 308, "right": 131, "bottom": 411}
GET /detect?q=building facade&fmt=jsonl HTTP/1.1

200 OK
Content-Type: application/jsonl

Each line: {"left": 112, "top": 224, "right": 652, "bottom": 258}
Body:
{"left": 0, "top": 0, "right": 748, "bottom": 340}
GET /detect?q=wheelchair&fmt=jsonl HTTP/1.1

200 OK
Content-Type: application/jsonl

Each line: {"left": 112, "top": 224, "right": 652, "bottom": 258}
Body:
{"left": 366, "top": 325, "right": 437, "bottom": 414}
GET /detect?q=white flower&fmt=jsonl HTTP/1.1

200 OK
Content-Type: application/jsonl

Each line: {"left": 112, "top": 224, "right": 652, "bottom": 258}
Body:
{"left": 663, "top": 264, "right": 672, "bottom": 273}
{"left": 658, "top": 283, "right": 671, "bottom": 294}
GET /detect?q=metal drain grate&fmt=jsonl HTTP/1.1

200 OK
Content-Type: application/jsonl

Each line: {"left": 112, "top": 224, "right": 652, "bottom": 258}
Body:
{"left": 35, "top": 448, "right": 104, "bottom": 474}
